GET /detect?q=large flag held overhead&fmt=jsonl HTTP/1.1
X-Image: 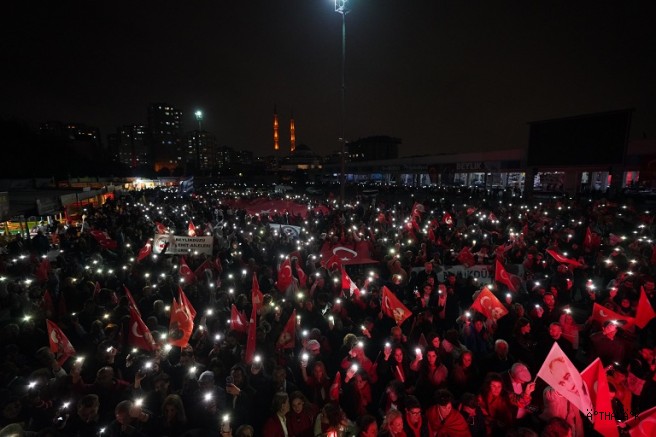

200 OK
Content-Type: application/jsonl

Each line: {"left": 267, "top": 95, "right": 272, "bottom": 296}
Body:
{"left": 230, "top": 304, "right": 249, "bottom": 333}
{"left": 252, "top": 273, "right": 264, "bottom": 311}
{"left": 545, "top": 249, "right": 584, "bottom": 269}
{"left": 581, "top": 358, "right": 619, "bottom": 437}
{"left": 168, "top": 296, "right": 194, "bottom": 347}
{"left": 178, "top": 286, "right": 197, "bottom": 320}
{"left": 471, "top": 287, "right": 508, "bottom": 321}
{"left": 244, "top": 305, "right": 258, "bottom": 364}
{"left": 495, "top": 260, "right": 517, "bottom": 292}
{"left": 276, "top": 257, "right": 294, "bottom": 293}
{"left": 123, "top": 285, "right": 140, "bottom": 315}
{"left": 381, "top": 286, "right": 412, "bottom": 326}
{"left": 136, "top": 241, "right": 152, "bottom": 263}
{"left": 636, "top": 287, "right": 656, "bottom": 329}
{"left": 591, "top": 303, "right": 635, "bottom": 330}
{"left": 89, "top": 230, "right": 118, "bottom": 250}
{"left": 276, "top": 309, "right": 297, "bottom": 350}
{"left": 537, "top": 342, "right": 594, "bottom": 421}
{"left": 46, "top": 319, "right": 76, "bottom": 365}
{"left": 342, "top": 267, "right": 361, "bottom": 298}
{"left": 179, "top": 257, "right": 196, "bottom": 284}
{"left": 128, "top": 305, "right": 157, "bottom": 351}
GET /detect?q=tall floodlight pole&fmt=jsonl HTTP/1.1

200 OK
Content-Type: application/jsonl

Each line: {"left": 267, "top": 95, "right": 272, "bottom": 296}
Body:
{"left": 334, "top": 0, "right": 349, "bottom": 206}
{"left": 195, "top": 110, "right": 203, "bottom": 173}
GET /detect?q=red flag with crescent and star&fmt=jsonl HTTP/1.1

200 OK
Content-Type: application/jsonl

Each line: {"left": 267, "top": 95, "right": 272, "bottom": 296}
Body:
{"left": 471, "top": 287, "right": 508, "bottom": 320}
{"left": 252, "top": 273, "right": 264, "bottom": 311}
{"left": 178, "top": 286, "right": 197, "bottom": 320}
{"left": 381, "top": 286, "right": 412, "bottom": 326}
{"left": 276, "top": 309, "right": 297, "bottom": 350}
{"left": 179, "top": 257, "right": 196, "bottom": 284}
{"left": 230, "top": 304, "right": 249, "bottom": 333}
{"left": 123, "top": 285, "right": 140, "bottom": 315}
{"left": 187, "top": 221, "right": 196, "bottom": 237}
{"left": 276, "top": 257, "right": 294, "bottom": 293}
{"left": 168, "top": 296, "right": 194, "bottom": 347}
{"left": 635, "top": 287, "right": 656, "bottom": 329}
{"left": 245, "top": 305, "right": 258, "bottom": 363}
{"left": 495, "top": 260, "right": 517, "bottom": 292}
{"left": 128, "top": 305, "right": 157, "bottom": 351}
{"left": 591, "top": 303, "right": 635, "bottom": 330}
{"left": 581, "top": 358, "right": 619, "bottom": 437}
{"left": 136, "top": 241, "right": 152, "bottom": 263}
{"left": 442, "top": 212, "right": 453, "bottom": 227}
{"left": 341, "top": 267, "right": 360, "bottom": 298}
{"left": 46, "top": 319, "right": 76, "bottom": 365}
{"left": 545, "top": 249, "right": 584, "bottom": 269}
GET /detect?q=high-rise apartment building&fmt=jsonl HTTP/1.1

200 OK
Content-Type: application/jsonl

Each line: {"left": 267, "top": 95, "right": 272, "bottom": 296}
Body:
{"left": 147, "top": 103, "right": 182, "bottom": 171}
{"left": 114, "top": 125, "right": 148, "bottom": 167}
{"left": 183, "top": 130, "right": 217, "bottom": 171}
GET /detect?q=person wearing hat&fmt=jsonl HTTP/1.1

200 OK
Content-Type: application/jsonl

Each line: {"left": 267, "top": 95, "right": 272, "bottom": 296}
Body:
{"left": 502, "top": 363, "right": 536, "bottom": 423}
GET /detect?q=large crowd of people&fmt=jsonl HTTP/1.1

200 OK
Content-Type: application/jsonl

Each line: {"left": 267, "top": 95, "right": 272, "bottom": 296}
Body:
{"left": 0, "top": 184, "right": 655, "bottom": 437}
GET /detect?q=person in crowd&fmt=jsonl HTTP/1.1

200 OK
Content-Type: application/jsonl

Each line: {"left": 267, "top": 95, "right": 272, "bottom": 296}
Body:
{"left": 262, "top": 392, "right": 290, "bottom": 437}
{"left": 425, "top": 389, "right": 471, "bottom": 436}
{"left": 287, "top": 391, "right": 318, "bottom": 437}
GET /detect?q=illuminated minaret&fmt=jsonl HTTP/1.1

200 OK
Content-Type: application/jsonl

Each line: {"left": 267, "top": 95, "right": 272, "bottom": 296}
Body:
{"left": 273, "top": 105, "right": 280, "bottom": 151}
{"left": 290, "top": 110, "right": 296, "bottom": 153}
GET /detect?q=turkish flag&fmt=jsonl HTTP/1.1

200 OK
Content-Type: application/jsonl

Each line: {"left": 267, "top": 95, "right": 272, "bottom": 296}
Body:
{"left": 136, "top": 241, "right": 152, "bottom": 263}
{"left": 581, "top": 358, "right": 619, "bottom": 437}
{"left": 46, "top": 319, "right": 76, "bottom": 365}
{"left": 471, "top": 287, "right": 508, "bottom": 321}
{"left": 381, "top": 286, "right": 412, "bottom": 326}
{"left": 457, "top": 246, "right": 476, "bottom": 267}
{"left": 583, "top": 226, "right": 594, "bottom": 249}
{"left": 322, "top": 253, "right": 343, "bottom": 270}
{"left": 42, "top": 289, "right": 55, "bottom": 318}
{"left": 188, "top": 221, "right": 196, "bottom": 237}
{"left": 276, "top": 309, "right": 297, "bottom": 350}
{"left": 178, "top": 286, "right": 197, "bottom": 320}
{"left": 495, "top": 260, "right": 517, "bottom": 292}
{"left": 341, "top": 267, "right": 360, "bottom": 298}
{"left": 411, "top": 202, "right": 425, "bottom": 217}
{"left": 545, "top": 249, "right": 584, "bottom": 269}
{"left": 428, "top": 227, "right": 437, "bottom": 244}
{"left": 442, "top": 212, "right": 453, "bottom": 227}
{"left": 252, "top": 274, "right": 264, "bottom": 311}
{"left": 537, "top": 343, "right": 594, "bottom": 421}
{"left": 230, "top": 304, "right": 249, "bottom": 333}
{"left": 36, "top": 258, "right": 50, "bottom": 284}
{"left": 128, "top": 305, "right": 157, "bottom": 351}
{"left": 295, "top": 263, "right": 307, "bottom": 288}
{"left": 154, "top": 221, "right": 167, "bottom": 234}
{"left": 89, "top": 229, "right": 118, "bottom": 250}
{"left": 626, "top": 405, "right": 656, "bottom": 436}
{"left": 591, "top": 303, "right": 635, "bottom": 330}
{"left": 636, "top": 287, "right": 656, "bottom": 329}
{"left": 213, "top": 256, "right": 223, "bottom": 274}
{"left": 194, "top": 259, "right": 214, "bottom": 281}
{"left": 123, "top": 285, "right": 140, "bottom": 315}
{"left": 276, "top": 257, "right": 294, "bottom": 293}
{"left": 179, "top": 257, "right": 196, "bottom": 284}
{"left": 168, "top": 297, "right": 193, "bottom": 347}
{"left": 245, "top": 305, "right": 258, "bottom": 363}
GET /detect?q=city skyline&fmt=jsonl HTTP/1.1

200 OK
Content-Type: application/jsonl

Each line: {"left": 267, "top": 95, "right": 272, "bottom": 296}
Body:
{"left": 3, "top": 1, "right": 655, "bottom": 158}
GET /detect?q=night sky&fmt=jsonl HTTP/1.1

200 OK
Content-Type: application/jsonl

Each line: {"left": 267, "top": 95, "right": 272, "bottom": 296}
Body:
{"left": 3, "top": 0, "right": 655, "bottom": 158}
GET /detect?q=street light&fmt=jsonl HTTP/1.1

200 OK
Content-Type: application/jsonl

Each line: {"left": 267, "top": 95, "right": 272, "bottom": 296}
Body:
{"left": 194, "top": 110, "right": 203, "bottom": 173}
{"left": 334, "top": 0, "right": 350, "bottom": 206}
